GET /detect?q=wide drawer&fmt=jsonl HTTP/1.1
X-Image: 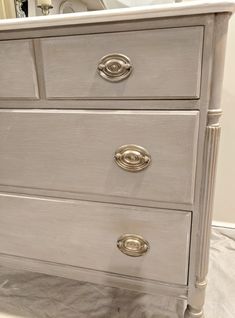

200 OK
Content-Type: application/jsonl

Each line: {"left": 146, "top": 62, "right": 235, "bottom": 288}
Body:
{"left": 0, "top": 110, "right": 199, "bottom": 205}
{"left": 0, "top": 194, "right": 191, "bottom": 285}
{"left": 41, "top": 27, "right": 203, "bottom": 99}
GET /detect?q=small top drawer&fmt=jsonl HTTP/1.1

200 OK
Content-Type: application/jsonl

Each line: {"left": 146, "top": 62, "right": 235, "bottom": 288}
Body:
{"left": 0, "top": 40, "right": 39, "bottom": 99}
{"left": 41, "top": 26, "right": 203, "bottom": 99}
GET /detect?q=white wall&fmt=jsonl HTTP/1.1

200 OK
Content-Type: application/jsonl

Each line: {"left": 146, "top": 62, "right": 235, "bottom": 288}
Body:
{"left": 213, "top": 16, "right": 235, "bottom": 224}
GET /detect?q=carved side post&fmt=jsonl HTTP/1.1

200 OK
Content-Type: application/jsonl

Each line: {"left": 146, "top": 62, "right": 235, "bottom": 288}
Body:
{"left": 185, "top": 13, "right": 231, "bottom": 318}
{"left": 184, "top": 110, "right": 222, "bottom": 318}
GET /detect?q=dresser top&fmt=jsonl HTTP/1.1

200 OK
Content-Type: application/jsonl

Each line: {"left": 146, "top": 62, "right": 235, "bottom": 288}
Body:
{"left": 0, "top": 0, "right": 235, "bottom": 31}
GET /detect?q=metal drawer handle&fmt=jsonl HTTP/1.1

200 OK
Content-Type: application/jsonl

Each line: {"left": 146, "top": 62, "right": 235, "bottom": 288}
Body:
{"left": 114, "top": 144, "right": 151, "bottom": 172}
{"left": 98, "top": 53, "right": 132, "bottom": 82}
{"left": 117, "top": 234, "right": 150, "bottom": 257}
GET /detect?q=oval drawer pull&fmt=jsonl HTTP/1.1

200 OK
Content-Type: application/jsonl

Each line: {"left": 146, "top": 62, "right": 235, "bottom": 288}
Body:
{"left": 117, "top": 234, "right": 150, "bottom": 257}
{"left": 114, "top": 144, "right": 151, "bottom": 172}
{"left": 98, "top": 53, "right": 132, "bottom": 82}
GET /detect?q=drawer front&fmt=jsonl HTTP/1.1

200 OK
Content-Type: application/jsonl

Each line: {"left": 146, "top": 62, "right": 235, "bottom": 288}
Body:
{"left": 0, "top": 40, "right": 38, "bottom": 99}
{"left": 0, "top": 110, "right": 199, "bottom": 205}
{"left": 41, "top": 27, "right": 203, "bottom": 99}
{"left": 0, "top": 194, "right": 191, "bottom": 285}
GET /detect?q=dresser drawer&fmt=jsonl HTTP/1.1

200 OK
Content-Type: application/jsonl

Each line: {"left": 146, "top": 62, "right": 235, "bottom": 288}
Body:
{"left": 0, "top": 40, "right": 38, "bottom": 99}
{"left": 0, "top": 194, "right": 191, "bottom": 285}
{"left": 41, "top": 26, "right": 203, "bottom": 99}
{"left": 0, "top": 110, "right": 199, "bottom": 205}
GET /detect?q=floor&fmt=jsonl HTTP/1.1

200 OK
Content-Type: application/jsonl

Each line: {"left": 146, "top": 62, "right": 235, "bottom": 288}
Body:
{"left": 0, "top": 227, "right": 234, "bottom": 318}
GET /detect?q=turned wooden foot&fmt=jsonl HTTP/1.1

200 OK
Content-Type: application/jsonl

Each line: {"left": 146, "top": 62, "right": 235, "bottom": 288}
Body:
{"left": 184, "top": 305, "right": 204, "bottom": 318}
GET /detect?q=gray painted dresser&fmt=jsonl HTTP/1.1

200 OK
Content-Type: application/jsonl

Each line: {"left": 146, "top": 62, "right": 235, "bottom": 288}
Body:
{"left": 0, "top": 1, "right": 234, "bottom": 317}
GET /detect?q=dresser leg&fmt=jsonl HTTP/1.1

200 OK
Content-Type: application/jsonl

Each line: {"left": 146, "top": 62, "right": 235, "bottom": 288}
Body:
{"left": 184, "top": 305, "right": 204, "bottom": 318}
{"left": 184, "top": 279, "right": 207, "bottom": 318}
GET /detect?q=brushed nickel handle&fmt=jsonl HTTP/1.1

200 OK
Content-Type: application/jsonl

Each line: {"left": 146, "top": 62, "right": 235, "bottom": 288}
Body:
{"left": 114, "top": 144, "right": 151, "bottom": 172}
{"left": 117, "top": 234, "right": 150, "bottom": 257}
{"left": 98, "top": 53, "right": 132, "bottom": 82}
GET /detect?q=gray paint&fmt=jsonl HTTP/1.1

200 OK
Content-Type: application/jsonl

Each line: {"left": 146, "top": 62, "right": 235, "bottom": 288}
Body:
{"left": 41, "top": 27, "right": 203, "bottom": 99}
{"left": 0, "top": 194, "right": 191, "bottom": 285}
{"left": 0, "top": 4, "right": 233, "bottom": 318}
{"left": 0, "top": 110, "right": 199, "bottom": 205}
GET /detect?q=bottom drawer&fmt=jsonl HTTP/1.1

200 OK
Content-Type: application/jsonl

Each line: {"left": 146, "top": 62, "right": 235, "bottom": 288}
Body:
{"left": 0, "top": 194, "right": 191, "bottom": 285}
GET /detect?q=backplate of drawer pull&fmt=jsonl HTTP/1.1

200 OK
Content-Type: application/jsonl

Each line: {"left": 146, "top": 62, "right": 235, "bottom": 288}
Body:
{"left": 114, "top": 144, "right": 151, "bottom": 172}
{"left": 117, "top": 234, "right": 150, "bottom": 257}
{"left": 98, "top": 53, "right": 132, "bottom": 82}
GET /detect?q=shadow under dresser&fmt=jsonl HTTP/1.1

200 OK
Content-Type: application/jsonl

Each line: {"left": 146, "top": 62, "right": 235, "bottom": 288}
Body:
{"left": 0, "top": 1, "right": 234, "bottom": 317}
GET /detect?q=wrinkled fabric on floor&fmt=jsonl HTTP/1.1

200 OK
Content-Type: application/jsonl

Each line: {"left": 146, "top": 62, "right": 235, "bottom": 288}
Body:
{"left": 0, "top": 228, "right": 234, "bottom": 318}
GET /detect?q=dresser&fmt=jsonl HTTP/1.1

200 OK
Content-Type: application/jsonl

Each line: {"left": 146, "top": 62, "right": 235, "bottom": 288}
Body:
{"left": 0, "top": 1, "right": 234, "bottom": 317}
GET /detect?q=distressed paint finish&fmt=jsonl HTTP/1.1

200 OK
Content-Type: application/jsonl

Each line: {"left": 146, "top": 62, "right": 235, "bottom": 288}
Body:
{"left": 0, "top": 40, "right": 39, "bottom": 99}
{"left": 0, "top": 110, "right": 199, "bottom": 206}
{"left": 0, "top": 194, "right": 191, "bottom": 286}
{"left": 41, "top": 27, "right": 203, "bottom": 99}
{"left": 0, "top": 2, "right": 234, "bottom": 318}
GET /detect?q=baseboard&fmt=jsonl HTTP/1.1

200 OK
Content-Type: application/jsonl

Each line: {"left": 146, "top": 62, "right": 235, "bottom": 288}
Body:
{"left": 212, "top": 221, "right": 235, "bottom": 229}
{"left": 212, "top": 221, "right": 235, "bottom": 239}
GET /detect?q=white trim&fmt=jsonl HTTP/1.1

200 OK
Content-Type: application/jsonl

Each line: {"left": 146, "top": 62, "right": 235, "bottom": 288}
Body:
{"left": 0, "top": 0, "right": 235, "bottom": 31}
{"left": 212, "top": 221, "right": 235, "bottom": 229}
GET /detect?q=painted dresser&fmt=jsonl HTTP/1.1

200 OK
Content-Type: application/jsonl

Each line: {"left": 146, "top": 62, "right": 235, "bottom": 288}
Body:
{"left": 0, "top": 1, "right": 234, "bottom": 317}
